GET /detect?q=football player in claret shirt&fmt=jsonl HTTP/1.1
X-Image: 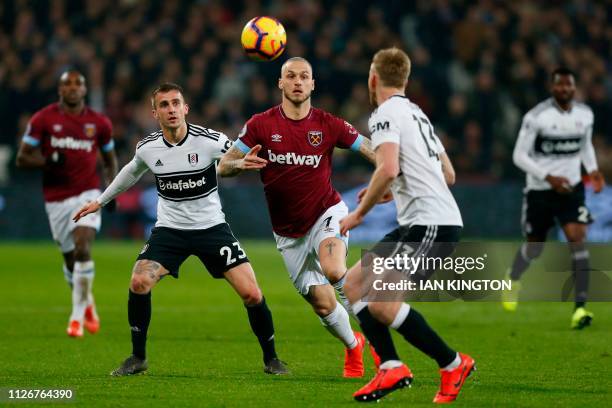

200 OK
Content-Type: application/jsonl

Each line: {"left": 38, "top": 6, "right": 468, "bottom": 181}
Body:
{"left": 16, "top": 70, "right": 118, "bottom": 338}
{"left": 219, "top": 57, "right": 380, "bottom": 378}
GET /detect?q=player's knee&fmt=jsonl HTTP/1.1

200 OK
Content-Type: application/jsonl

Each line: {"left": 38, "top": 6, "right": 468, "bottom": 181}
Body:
{"left": 73, "top": 242, "right": 91, "bottom": 262}
{"left": 343, "top": 271, "right": 360, "bottom": 304}
{"left": 523, "top": 242, "right": 544, "bottom": 260}
{"left": 130, "top": 274, "right": 152, "bottom": 294}
{"left": 565, "top": 231, "right": 586, "bottom": 243}
{"left": 241, "top": 286, "right": 262, "bottom": 306}
{"left": 311, "top": 296, "right": 337, "bottom": 316}
{"left": 322, "top": 265, "right": 346, "bottom": 283}
{"left": 313, "top": 304, "right": 334, "bottom": 317}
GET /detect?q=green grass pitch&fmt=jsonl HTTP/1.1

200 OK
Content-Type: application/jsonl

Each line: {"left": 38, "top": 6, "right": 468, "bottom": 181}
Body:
{"left": 0, "top": 241, "right": 611, "bottom": 407}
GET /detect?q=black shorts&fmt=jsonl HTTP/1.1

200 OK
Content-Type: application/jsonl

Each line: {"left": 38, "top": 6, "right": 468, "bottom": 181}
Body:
{"left": 367, "top": 225, "right": 462, "bottom": 281}
{"left": 522, "top": 183, "right": 592, "bottom": 238}
{"left": 371, "top": 225, "right": 462, "bottom": 259}
{"left": 137, "top": 223, "right": 249, "bottom": 279}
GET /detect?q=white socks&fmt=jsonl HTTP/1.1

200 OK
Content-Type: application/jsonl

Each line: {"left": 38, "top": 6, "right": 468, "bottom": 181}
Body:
{"left": 320, "top": 302, "right": 358, "bottom": 349}
{"left": 351, "top": 300, "right": 368, "bottom": 317}
{"left": 69, "top": 261, "right": 95, "bottom": 323}
{"left": 380, "top": 360, "right": 404, "bottom": 369}
{"left": 442, "top": 353, "right": 461, "bottom": 371}
{"left": 390, "top": 303, "right": 411, "bottom": 329}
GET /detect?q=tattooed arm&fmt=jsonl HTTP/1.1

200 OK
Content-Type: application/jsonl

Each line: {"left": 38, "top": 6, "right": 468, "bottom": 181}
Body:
{"left": 218, "top": 144, "right": 268, "bottom": 177}
{"left": 357, "top": 137, "right": 377, "bottom": 165}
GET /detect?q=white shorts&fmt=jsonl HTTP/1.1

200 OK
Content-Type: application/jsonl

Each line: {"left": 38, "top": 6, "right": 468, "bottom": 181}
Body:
{"left": 274, "top": 201, "right": 349, "bottom": 295}
{"left": 45, "top": 189, "right": 102, "bottom": 253}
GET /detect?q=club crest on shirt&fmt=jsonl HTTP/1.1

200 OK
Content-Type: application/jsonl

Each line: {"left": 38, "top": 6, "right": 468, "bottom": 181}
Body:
{"left": 307, "top": 130, "right": 323, "bottom": 147}
{"left": 84, "top": 123, "right": 96, "bottom": 138}
{"left": 188, "top": 153, "right": 199, "bottom": 166}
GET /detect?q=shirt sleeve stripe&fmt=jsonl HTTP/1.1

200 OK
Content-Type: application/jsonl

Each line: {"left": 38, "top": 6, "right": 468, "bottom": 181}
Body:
{"left": 101, "top": 140, "right": 115, "bottom": 152}
{"left": 234, "top": 139, "right": 252, "bottom": 154}
{"left": 22, "top": 135, "right": 40, "bottom": 146}
{"left": 350, "top": 134, "right": 364, "bottom": 151}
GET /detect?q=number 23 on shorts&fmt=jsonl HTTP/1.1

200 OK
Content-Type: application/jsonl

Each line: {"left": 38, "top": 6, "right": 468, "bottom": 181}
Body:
{"left": 219, "top": 242, "right": 247, "bottom": 266}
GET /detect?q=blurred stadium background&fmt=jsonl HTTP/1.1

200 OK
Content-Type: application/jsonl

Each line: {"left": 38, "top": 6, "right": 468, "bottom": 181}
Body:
{"left": 1, "top": 0, "right": 611, "bottom": 241}
{"left": 2, "top": 2, "right": 612, "bottom": 406}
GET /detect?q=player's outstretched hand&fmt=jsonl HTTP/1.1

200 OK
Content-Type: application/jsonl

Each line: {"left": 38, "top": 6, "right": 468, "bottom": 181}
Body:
{"left": 357, "top": 187, "right": 393, "bottom": 204}
{"left": 340, "top": 211, "right": 364, "bottom": 236}
{"left": 589, "top": 170, "right": 605, "bottom": 193}
{"left": 545, "top": 175, "right": 573, "bottom": 194}
{"left": 73, "top": 200, "right": 101, "bottom": 222}
{"left": 241, "top": 144, "right": 267, "bottom": 170}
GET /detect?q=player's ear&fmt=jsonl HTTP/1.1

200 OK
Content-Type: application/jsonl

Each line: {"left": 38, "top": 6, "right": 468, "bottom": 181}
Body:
{"left": 370, "top": 72, "right": 377, "bottom": 89}
{"left": 184, "top": 103, "right": 189, "bottom": 115}
{"left": 152, "top": 108, "right": 158, "bottom": 119}
{"left": 278, "top": 78, "right": 283, "bottom": 90}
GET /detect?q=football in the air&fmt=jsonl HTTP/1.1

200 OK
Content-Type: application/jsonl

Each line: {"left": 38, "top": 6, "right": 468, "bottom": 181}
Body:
{"left": 241, "top": 16, "right": 286, "bottom": 61}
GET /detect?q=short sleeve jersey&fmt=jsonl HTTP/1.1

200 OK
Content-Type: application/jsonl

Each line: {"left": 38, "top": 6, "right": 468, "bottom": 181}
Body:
{"left": 369, "top": 96, "right": 462, "bottom": 228}
{"left": 134, "top": 123, "right": 233, "bottom": 230}
{"left": 22, "top": 103, "right": 114, "bottom": 202}
{"left": 235, "top": 105, "right": 362, "bottom": 238}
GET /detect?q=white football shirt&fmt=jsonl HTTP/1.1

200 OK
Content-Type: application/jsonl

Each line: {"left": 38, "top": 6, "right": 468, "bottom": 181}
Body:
{"left": 97, "top": 123, "right": 233, "bottom": 230}
{"left": 512, "top": 98, "right": 597, "bottom": 191}
{"left": 369, "top": 95, "right": 462, "bottom": 227}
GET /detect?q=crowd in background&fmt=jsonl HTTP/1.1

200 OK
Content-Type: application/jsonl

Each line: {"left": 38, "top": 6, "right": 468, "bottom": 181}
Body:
{"left": 2, "top": 0, "right": 612, "bottom": 183}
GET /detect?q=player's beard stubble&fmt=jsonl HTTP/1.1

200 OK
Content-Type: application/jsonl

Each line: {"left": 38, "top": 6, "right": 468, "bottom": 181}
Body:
{"left": 283, "top": 89, "right": 311, "bottom": 107}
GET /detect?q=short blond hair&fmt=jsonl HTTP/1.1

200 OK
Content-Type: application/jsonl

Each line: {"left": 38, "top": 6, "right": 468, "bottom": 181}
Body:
{"left": 372, "top": 47, "right": 411, "bottom": 88}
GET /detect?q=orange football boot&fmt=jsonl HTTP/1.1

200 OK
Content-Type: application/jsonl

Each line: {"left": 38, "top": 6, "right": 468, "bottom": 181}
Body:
{"left": 433, "top": 353, "right": 476, "bottom": 404}
{"left": 353, "top": 363, "right": 413, "bottom": 402}
{"left": 66, "top": 320, "right": 83, "bottom": 338}
{"left": 344, "top": 331, "right": 365, "bottom": 378}
{"left": 84, "top": 304, "right": 100, "bottom": 334}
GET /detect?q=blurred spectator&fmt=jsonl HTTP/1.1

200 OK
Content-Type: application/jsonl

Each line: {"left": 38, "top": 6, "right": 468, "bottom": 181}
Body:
{"left": 2, "top": 0, "right": 610, "bottom": 186}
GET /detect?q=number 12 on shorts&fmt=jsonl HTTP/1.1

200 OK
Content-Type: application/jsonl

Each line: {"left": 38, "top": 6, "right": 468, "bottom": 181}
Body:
{"left": 220, "top": 242, "right": 247, "bottom": 266}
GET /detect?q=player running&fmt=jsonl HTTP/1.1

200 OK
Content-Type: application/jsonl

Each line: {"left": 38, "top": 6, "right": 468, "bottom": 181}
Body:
{"left": 218, "top": 57, "right": 378, "bottom": 378}
{"left": 502, "top": 67, "right": 605, "bottom": 329}
{"left": 16, "top": 70, "right": 118, "bottom": 338}
{"left": 74, "top": 83, "right": 288, "bottom": 376}
{"left": 340, "top": 47, "right": 475, "bottom": 403}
